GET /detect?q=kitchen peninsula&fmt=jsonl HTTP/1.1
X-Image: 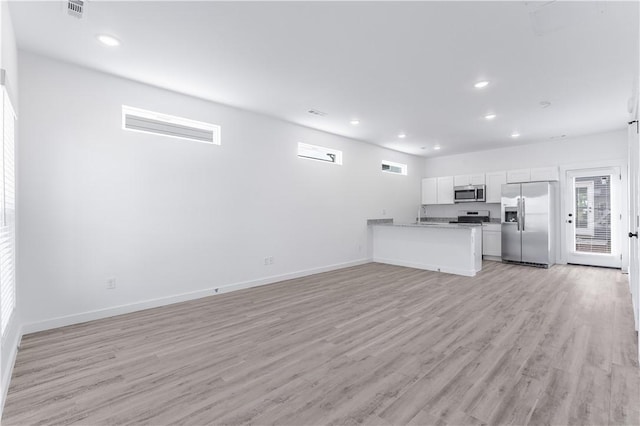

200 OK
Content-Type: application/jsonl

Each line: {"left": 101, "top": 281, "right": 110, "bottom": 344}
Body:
{"left": 370, "top": 222, "right": 482, "bottom": 277}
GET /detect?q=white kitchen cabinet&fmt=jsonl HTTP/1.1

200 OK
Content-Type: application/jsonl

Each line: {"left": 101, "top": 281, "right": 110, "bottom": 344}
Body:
{"left": 425, "top": 166, "right": 556, "bottom": 206}
{"left": 482, "top": 224, "right": 502, "bottom": 258}
{"left": 530, "top": 166, "right": 559, "bottom": 182}
{"left": 470, "top": 174, "right": 485, "bottom": 185}
{"left": 485, "top": 171, "right": 507, "bottom": 203}
{"left": 421, "top": 177, "right": 437, "bottom": 205}
{"left": 507, "top": 169, "right": 531, "bottom": 183}
{"left": 454, "top": 173, "right": 485, "bottom": 187}
{"left": 437, "top": 176, "right": 454, "bottom": 204}
{"left": 454, "top": 175, "right": 470, "bottom": 186}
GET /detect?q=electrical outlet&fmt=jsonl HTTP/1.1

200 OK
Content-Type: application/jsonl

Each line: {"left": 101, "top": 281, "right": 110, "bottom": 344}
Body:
{"left": 106, "top": 277, "right": 116, "bottom": 290}
{"left": 269, "top": 256, "right": 274, "bottom": 265}
{"left": 264, "top": 257, "right": 270, "bottom": 266}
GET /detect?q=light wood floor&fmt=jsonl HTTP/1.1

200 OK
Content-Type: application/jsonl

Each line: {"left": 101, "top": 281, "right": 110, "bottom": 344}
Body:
{"left": 3, "top": 262, "right": 639, "bottom": 425}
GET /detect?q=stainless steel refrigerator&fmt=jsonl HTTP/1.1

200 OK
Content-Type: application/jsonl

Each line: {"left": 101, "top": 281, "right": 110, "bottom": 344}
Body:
{"left": 501, "top": 182, "right": 555, "bottom": 267}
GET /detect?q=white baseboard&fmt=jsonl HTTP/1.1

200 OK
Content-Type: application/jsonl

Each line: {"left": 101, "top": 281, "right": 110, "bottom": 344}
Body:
{"left": 482, "top": 255, "right": 502, "bottom": 262}
{"left": 372, "top": 257, "right": 476, "bottom": 277}
{"left": 21, "top": 258, "right": 371, "bottom": 335}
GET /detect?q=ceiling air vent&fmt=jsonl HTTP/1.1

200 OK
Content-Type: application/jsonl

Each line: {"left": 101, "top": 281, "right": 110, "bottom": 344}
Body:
{"left": 122, "top": 106, "right": 221, "bottom": 145}
{"left": 66, "top": 0, "right": 85, "bottom": 19}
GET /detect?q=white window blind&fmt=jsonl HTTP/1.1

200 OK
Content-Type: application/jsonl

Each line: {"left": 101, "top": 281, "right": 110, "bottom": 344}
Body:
{"left": 574, "top": 175, "right": 612, "bottom": 254}
{"left": 1, "top": 83, "right": 16, "bottom": 336}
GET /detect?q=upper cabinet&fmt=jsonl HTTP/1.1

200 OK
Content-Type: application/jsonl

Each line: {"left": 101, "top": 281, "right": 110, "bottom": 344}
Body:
{"left": 470, "top": 174, "right": 486, "bottom": 185}
{"left": 530, "top": 166, "right": 559, "bottom": 182}
{"left": 485, "top": 171, "right": 507, "bottom": 203}
{"left": 423, "top": 167, "right": 558, "bottom": 205}
{"left": 421, "top": 177, "right": 437, "bottom": 205}
{"left": 454, "top": 175, "right": 467, "bottom": 186}
{"left": 507, "top": 167, "right": 559, "bottom": 183}
{"left": 437, "top": 176, "right": 454, "bottom": 204}
{"left": 507, "top": 169, "right": 531, "bottom": 183}
{"left": 421, "top": 176, "right": 454, "bottom": 205}
{"left": 454, "top": 174, "right": 485, "bottom": 186}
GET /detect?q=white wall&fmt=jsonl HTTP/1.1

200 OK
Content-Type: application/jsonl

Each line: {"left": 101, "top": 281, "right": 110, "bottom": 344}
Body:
{"left": 424, "top": 130, "right": 627, "bottom": 177}
{"left": 0, "top": 2, "right": 17, "bottom": 103}
{"left": 17, "top": 51, "right": 423, "bottom": 332}
{"left": 0, "top": 0, "right": 19, "bottom": 414}
{"left": 423, "top": 130, "right": 629, "bottom": 268}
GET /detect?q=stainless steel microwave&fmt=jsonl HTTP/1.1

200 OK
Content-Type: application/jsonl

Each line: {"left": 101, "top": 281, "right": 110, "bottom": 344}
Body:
{"left": 454, "top": 185, "right": 486, "bottom": 203}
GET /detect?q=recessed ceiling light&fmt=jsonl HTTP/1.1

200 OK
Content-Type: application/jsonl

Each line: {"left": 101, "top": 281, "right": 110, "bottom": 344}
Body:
{"left": 350, "top": 119, "right": 360, "bottom": 125}
{"left": 97, "top": 34, "right": 120, "bottom": 47}
{"left": 398, "top": 133, "right": 406, "bottom": 139}
{"left": 484, "top": 113, "right": 497, "bottom": 120}
{"left": 420, "top": 146, "right": 427, "bottom": 150}
{"left": 511, "top": 132, "right": 520, "bottom": 138}
{"left": 540, "top": 101, "right": 551, "bottom": 108}
{"left": 434, "top": 145, "right": 441, "bottom": 150}
{"left": 474, "top": 81, "right": 490, "bottom": 89}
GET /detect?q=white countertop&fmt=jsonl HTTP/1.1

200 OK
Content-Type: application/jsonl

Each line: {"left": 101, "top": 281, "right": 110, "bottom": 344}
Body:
{"left": 372, "top": 222, "right": 483, "bottom": 230}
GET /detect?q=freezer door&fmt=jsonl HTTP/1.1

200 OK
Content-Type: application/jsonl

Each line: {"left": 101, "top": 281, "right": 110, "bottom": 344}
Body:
{"left": 501, "top": 183, "right": 521, "bottom": 262}
{"left": 521, "top": 182, "right": 551, "bottom": 265}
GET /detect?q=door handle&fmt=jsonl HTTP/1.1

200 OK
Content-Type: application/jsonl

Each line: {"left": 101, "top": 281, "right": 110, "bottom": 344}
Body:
{"left": 629, "top": 232, "right": 638, "bottom": 238}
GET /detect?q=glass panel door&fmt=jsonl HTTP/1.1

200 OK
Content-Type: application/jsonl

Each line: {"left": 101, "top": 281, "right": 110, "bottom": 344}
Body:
{"left": 565, "top": 168, "right": 620, "bottom": 267}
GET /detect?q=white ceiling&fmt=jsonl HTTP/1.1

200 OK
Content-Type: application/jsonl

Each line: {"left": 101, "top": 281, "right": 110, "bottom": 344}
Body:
{"left": 8, "top": 1, "right": 639, "bottom": 157}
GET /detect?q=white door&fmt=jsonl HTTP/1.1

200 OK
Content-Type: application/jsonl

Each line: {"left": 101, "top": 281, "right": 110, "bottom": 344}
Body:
{"left": 565, "top": 167, "right": 622, "bottom": 268}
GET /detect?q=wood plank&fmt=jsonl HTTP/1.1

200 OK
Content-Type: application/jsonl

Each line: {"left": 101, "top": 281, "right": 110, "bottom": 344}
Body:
{"left": 2, "top": 262, "right": 638, "bottom": 425}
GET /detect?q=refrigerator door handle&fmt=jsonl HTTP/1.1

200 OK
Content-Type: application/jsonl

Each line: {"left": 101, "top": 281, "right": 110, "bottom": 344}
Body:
{"left": 522, "top": 197, "right": 526, "bottom": 231}
{"left": 516, "top": 197, "right": 521, "bottom": 231}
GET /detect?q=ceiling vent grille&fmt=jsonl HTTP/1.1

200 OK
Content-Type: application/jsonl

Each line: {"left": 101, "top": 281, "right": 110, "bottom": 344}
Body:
{"left": 122, "top": 106, "right": 221, "bottom": 145}
{"left": 66, "top": 0, "right": 85, "bottom": 19}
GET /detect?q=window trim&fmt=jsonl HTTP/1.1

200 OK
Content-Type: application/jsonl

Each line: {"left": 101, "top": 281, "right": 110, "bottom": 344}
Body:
{"left": 122, "top": 105, "right": 221, "bottom": 145}
{"left": 297, "top": 142, "right": 343, "bottom": 165}
{"left": 0, "top": 83, "right": 17, "bottom": 339}
{"left": 381, "top": 160, "right": 408, "bottom": 175}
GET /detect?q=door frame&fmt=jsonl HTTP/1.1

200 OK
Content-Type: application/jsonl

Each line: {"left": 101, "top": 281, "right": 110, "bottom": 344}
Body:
{"left": 558, "top": 159, "right": 628, "bottom": 269}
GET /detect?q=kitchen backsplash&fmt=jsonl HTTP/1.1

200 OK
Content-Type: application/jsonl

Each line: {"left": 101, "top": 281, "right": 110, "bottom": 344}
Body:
{"left": 421, "top": 202, "right": 501, "bottom": 221}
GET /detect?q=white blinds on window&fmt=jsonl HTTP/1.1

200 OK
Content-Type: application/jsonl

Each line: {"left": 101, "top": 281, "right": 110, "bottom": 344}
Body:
{"left": 1, "top": 85, "right": 16, "bottom": 336}
{"left": 574, "top": 175, "right": 612, "bottom": 254}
